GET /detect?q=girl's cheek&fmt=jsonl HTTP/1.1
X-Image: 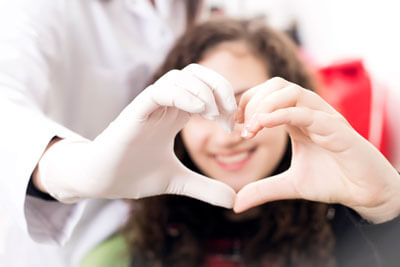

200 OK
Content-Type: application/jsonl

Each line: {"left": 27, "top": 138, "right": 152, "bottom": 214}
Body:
{"left": 181, "top": 117, "right": 214, "bottom": 151}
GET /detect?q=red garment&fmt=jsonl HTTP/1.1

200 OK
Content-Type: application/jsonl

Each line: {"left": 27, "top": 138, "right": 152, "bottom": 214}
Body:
{"left": 317, "top": 59, "right": 390, "bottom": 159}
{"left": 203, "top": 239, "right": 282, "bottom": 267}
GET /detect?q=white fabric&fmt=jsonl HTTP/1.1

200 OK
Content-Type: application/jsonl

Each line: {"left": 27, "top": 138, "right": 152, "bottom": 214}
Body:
{"left": 0, "top": 0, "right": 187, "bottom": 266}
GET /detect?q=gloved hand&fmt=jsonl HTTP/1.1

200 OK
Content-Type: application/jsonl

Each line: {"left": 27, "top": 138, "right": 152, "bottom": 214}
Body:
{"left": 36, "top": 64, "right": 237, "bottom": 208}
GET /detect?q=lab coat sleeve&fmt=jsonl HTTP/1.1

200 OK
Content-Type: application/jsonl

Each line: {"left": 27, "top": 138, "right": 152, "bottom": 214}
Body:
{"left": 0, "top": 0, "right": 87, "bottom": 245}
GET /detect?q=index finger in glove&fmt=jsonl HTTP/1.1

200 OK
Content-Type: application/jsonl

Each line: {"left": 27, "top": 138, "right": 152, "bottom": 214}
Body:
{"left": 166, "top": 69, "right": 221, "bottom": 120}
{"left": 183, "top": 64, "right": 237, "bottom": 123}
{"left": 126, "top": 83, "right": 206, "bottom": 122}
{"left": 147, "top": 69, "right": 225, "bottom": 120}
{"left": 128, "top": 68, "right": 220, "bottom": 121}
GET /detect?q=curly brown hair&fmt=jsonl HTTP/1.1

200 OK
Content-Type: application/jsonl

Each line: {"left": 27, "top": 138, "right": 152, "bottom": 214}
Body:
{"left": 123, "top": 18, "right": 336, "bottom": 267}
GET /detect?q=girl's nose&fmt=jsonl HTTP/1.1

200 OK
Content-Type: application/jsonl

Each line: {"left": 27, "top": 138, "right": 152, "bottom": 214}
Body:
{"left": 214, "top": 121, "right": 244, "bottom": 146}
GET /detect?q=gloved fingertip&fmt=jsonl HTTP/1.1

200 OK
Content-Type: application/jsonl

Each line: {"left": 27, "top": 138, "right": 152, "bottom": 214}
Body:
{"left": 191, "top": 101, "right": 206, "bottom": 113}
{"left": 217, "top": 198, "right": 235, "bottom": 209}
{"left": 217, "top": 116, "right": 234, "bottom": 133}
{"left": 203, "top": 112, "right": 219, "bottom": 121}
{"left": 223, "top": 101, "right": 237, "bottom": 114}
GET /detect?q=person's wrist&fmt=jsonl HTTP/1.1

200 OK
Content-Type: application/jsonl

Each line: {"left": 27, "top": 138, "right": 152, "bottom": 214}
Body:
{"left": 32, "top": 167, "right": 48, "bottom": 193}
{"left": 353, "top": 198, "right": 400, "bottom": 224}
{"left": 27, "top": 176, "right": 57, "bottom": 201}
{"left": 32, "top": 137, "right": 63, "bottom": 194}
{"left": 36, "top": 138, "right": 90, "bottom": 203}
{"left": 352, "top": 172, "right": 400, "bottom": 224}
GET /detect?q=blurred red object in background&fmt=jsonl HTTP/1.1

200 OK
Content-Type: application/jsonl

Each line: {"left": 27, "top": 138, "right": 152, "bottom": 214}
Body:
{"left": 316, "top": 59, "right": 391, "bottom": 160}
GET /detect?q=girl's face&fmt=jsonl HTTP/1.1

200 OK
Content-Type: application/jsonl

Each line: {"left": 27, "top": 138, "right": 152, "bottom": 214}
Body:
{"left": 181, "top": 41, "right": 288, "bottom": 192}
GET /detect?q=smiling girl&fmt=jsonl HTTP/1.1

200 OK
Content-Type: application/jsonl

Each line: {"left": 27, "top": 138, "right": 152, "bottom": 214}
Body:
{"left": 81, "top": 19, "right": 400, "bottom": 267}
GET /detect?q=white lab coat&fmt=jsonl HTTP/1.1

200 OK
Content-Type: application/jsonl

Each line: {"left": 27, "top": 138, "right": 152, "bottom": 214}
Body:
{"left": 0, "top": 0, "right": 186, "bottom": 266}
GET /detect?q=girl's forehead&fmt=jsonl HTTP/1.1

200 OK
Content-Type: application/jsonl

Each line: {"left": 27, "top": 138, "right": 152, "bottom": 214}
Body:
{"left": 199, "top": 41, "right": 269, "bottom": 94}
{"left": 202, "top": 41, "right": 253, "bottom": 59}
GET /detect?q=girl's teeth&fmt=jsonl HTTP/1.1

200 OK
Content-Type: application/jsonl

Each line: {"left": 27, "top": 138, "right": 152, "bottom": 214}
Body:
{"left": 216, "top": 152, "right": 249, "bottom": 164}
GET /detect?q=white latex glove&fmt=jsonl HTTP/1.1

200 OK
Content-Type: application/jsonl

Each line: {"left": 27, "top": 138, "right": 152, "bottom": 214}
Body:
{"left": 37, "top": 64, "right": 237, "bottom": 208}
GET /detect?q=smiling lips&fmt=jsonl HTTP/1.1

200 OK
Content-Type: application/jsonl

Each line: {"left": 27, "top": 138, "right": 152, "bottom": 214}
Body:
{"left": 214, "top": 148, "right": 255, "bottom": 171}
